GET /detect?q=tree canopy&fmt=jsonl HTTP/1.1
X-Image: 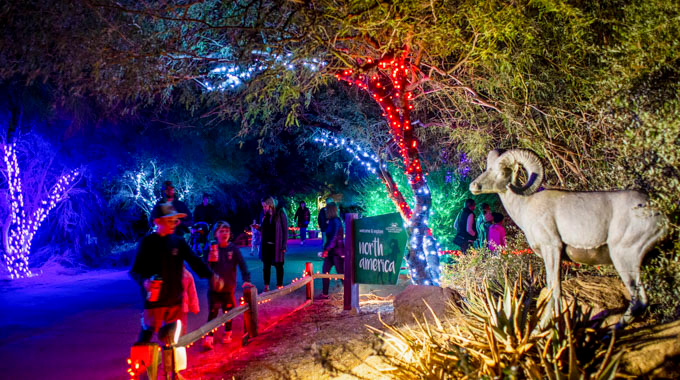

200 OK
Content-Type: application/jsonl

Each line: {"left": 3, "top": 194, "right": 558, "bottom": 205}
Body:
{"left": 2, "top": 0, "right": 679, "bottom": 223}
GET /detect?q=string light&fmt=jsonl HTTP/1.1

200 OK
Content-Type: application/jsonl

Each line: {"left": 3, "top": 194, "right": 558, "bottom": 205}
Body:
{"left": 202, "top": 52, "right": 327, "bottom": 92}
{"left": 2, "top": 143, "right": 79, "bottom": 279}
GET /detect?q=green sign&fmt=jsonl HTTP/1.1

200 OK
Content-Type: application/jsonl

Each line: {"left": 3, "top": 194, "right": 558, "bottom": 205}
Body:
{"left": 353, "top": 212, "right": 407, "bottom": 285}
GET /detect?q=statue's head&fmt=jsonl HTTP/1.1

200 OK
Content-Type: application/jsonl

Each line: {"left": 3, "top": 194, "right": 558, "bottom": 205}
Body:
{"left": 470, "top": 149, "right": 544, "bottom": 196}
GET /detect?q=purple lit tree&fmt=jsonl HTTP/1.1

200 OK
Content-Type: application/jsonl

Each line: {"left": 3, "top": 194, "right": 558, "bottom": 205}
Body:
{"left": 1, "top": 143, "right": 80, "bottom": 279}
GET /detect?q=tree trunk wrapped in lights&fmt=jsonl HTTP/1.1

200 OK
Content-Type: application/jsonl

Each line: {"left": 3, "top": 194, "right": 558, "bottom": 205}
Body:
{"left": 336, "top": 52, "right": 441, "bottom": 285}
{"left": 1, "top": 143, "right": 80, "bottom": 279}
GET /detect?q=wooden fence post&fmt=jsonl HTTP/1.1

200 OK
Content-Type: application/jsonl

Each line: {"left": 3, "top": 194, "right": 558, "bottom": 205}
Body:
{"left": 243, "top": 285, "right": 258, "bottom": 338}
{"left": 344, "top": 213, "right": 359, "bottom": 312}
{"left": 305, "top": 262, "right": 314, "bottom": 300}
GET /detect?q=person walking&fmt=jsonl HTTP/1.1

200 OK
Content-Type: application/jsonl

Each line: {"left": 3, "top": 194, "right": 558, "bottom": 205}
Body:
{"left": 193, "top": 194, "right": 218, "bottom": 227}
{"left": 256, "top": 196, "right": 288, "bottom": 291}
{"left": 203, "top": 221, "right": 252, "bottom": 349}
{"left": 319, "top": 203, "right": 345, "bottom": 299}
{"left": 317, "top": 198, "right": 333, "bottom": 246}
{"left": 474, "top": 203, "right": 493, "bottom": 249}
{"left": 249, "top": 219, "right": 261, "bottom": 256}
{"left": 150, "top": 181, "right": 193, "bottom": 237}
{"left": 130, "top": 202, "right": 223, "bottom": 378}
{"left": 191, "top": 194, "right": 218, "bottom": 256}
{"left": 294, "top": 201, "right": 311, "bottom": 245}
{"left": 453, "top": 198, "right": 477, "bottom": 253}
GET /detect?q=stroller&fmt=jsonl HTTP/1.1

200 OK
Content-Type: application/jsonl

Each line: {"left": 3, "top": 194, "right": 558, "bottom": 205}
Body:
{"left": 190, "top": 222, "right": 211, "bottom": 258}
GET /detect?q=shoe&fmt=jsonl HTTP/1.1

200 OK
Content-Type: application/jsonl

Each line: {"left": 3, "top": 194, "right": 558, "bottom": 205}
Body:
{"left": 222, "top": 331, "right": 232, "bottom": 344}
{"left": 203, "top": 336, "right": 214, "bottom": 350}
{"left": 317, "top": 293, "right": 330, "bottom": 300}
{"left": 264, "top": 285, "right": 269, "bottom": 292}
{"left": 277, "top": 285, "right": 284, "bottom": 290}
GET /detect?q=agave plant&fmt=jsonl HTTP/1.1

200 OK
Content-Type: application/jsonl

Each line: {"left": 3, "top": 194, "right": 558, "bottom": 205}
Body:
{"left": 537, "top": 298, "right": 622, "bottom": 380}
{"left": 367, "top": 274, "right": 622, "bottom": 379}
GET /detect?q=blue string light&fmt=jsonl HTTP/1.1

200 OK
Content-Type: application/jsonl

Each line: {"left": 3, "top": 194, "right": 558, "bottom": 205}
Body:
{"left": 201, "top": 52, "right": 327, "bottom": 92}
{"left": 312, "top": 130, "right": 381, "bottom": 175}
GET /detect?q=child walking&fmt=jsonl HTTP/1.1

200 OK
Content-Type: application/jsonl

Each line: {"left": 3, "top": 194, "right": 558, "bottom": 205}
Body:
{"left": 250, "top": 219, "right": 261, "bottom": 256}
{"left": 203, "top": 221, "right": 253, "bottom": 349}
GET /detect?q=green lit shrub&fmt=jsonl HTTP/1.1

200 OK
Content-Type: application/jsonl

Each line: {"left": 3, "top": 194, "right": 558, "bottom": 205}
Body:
{"left": 285, "top": 193, "right": 320, "bottom": 229}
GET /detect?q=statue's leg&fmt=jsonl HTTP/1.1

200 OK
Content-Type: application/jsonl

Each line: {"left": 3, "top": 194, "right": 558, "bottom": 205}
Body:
{"left": 539, "top": 246, "right": 561, "bottom": 329}
{"left": 610, "top": 250, "right": 642, "bottom": 328}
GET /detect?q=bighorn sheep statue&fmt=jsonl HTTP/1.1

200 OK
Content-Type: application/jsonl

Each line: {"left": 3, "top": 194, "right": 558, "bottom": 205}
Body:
{"left": 470, "top": 149, "right": 668, "bottom": 327}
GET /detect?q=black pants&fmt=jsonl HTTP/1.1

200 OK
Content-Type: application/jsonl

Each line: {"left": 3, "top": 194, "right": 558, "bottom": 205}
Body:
{"left": 455, "top": 235, "right": 474, "bottom": 254}
{"left": 322, "top": 254, "right": 344, "bottom": 295}
{"left": 262, "top": 243, "right": 284, "bottom": 287}
{"left": 207, "top": 291, "right": 236, "bottom": 335}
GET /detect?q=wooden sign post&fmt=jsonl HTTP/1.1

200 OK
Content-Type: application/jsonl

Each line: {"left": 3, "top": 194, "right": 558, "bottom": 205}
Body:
{"left": 243, "top": 285, "right": 258, "bottom": 339}
{"left": 344, "top": 213, "right": 359, "bottom": 312}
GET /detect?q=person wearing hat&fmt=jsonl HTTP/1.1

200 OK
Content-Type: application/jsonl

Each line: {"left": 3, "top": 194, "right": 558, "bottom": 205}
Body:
{"left": 130, "top": 202, "right": 224, "bottom": 376}
{"left": 317, "top": 197, "right": 334, "bottom": 247}
{"left": 150, "top": 181, "right": 193, "bottom": 236}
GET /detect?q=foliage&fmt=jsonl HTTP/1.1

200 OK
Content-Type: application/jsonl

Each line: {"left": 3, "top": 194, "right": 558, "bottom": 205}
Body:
{"left": 3, "top": 0, "right": 678, "bottom": 194}
{"left": 641, "top": 243, "right": 680, "bottom": 323}
{"left": 370, "top": 276, "right": 621, "bottom": 379}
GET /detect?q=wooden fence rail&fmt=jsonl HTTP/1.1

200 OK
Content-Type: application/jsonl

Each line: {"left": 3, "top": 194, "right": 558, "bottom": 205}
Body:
{"left": 175, "top": 265, "right": 345, "bottom": 349}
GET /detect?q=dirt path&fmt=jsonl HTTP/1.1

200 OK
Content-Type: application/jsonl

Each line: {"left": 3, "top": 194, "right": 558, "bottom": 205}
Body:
{"left": 183, "top": 293, "right": 394, "bottom": 379}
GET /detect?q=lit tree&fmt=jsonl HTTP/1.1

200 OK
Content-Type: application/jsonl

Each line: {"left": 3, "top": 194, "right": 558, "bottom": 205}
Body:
{"left": 1, "top": 143, "right": 80, "bottom": 279}
{"left": 314, "top": 126, "right": 440, "bottom": 284}
{"left": 110, "top": 160, "right": 200, "bottom": 220}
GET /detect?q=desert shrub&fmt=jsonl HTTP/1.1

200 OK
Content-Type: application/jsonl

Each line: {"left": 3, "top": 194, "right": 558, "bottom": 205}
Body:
{"left": 441, "top": 224, "right": 546, "bottom": 298}
{"left": 370, "top": 276, "right": 621, "bottom": 379}
{"left": 441, "top": 223, "right": 621, "bottom": 304}
{"left": 641, "top": 242, "right": 680, "bottom": 323}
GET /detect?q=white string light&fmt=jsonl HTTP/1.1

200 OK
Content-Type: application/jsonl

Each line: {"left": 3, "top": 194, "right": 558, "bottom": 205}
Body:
{"left": 3, "top": 143, "right": 79, "bottom": 279}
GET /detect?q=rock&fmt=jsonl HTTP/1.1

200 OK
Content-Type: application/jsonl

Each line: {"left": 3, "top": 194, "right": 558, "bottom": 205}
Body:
{"left": 619, "top": 319, "right": 680, "bottom": 378}
{"left": 393, "top": 284, "right": 462, "bottom": 325}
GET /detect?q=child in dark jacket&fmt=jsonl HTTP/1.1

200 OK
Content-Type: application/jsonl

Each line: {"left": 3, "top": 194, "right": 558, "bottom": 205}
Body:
{"left": 203, "top": 221, "right": 252, "bottom": 349}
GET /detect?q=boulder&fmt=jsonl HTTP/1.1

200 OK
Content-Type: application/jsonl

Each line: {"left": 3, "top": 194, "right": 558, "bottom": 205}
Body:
{"left": 619, "top": 319, "right": 680, "bottom": 378}
{"left": 393, "top": 285, "right": 462, "bottom": 325}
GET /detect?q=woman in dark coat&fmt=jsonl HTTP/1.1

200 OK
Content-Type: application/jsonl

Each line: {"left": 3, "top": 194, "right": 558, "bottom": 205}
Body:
{"left": 257, "top": 196, "right": 288, "bottom": 291}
